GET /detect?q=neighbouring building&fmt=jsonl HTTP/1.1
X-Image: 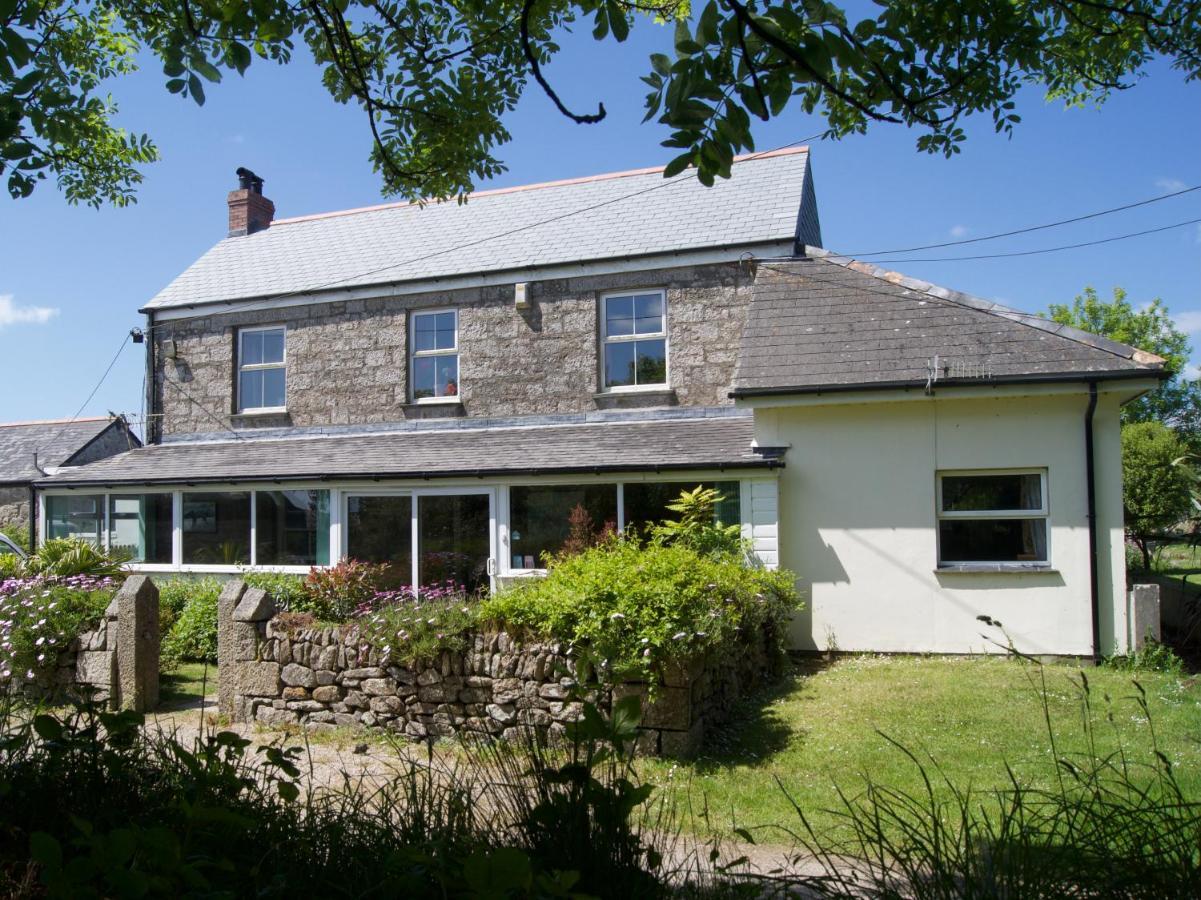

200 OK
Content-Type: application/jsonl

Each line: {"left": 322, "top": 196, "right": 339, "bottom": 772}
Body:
{"left": 1, "top": 416, "right": 139, "bottom": 542}
{"left": 36, "top": 150, "right": 1164, "bottom": 657}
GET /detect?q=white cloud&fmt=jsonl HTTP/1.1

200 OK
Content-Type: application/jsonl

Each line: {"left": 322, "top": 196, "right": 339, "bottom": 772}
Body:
{"left": 949, "top": 224, "right": 969, "bottom": 238}
{"left": 0, "top": 294, "right": 59, "bottom": 329}
{"left": 1185, "top": 363, "right": 1201, "bottom": 381}
{"left": 1156, "top": 177, "right": 1187, "bottom": 193}
{"left": 1173, "top": 310, "right": 1201, "bottom": 335}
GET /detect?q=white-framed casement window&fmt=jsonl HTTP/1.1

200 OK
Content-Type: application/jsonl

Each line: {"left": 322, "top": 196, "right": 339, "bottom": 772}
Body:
{"left": 238, "top": 326, "right": 286, "bottom": 412}
{"left": 601, "top": 289, "right": 668, "bottom": 390}
{"left": 937, "top": 469, "right": 1049, "bottom": 567}
{"left": 410, "top": 309, "right": 459, "bottom": 401}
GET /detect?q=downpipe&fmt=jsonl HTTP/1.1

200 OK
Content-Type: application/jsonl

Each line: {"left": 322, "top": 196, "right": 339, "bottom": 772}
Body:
{"left": 1085, "top": 381, "right": 1101, "bottom": 661}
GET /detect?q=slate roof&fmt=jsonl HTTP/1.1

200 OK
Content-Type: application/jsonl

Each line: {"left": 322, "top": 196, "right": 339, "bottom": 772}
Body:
{"left": 732, "top": 252, "right": 1167, "bottom": 396}
{"left": 144, "top": 148, "right": 820, "bottom": 312}
{"left": 0, "top": 417, "right": 129, "bottom": 484}
{"left": 37, "top": 416, "right": 775, "bottom": 487}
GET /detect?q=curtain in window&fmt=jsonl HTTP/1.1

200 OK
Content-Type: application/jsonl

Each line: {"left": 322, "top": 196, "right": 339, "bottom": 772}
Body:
{"left": 1019, "top": 475, "right": 1046, "bottom": 560}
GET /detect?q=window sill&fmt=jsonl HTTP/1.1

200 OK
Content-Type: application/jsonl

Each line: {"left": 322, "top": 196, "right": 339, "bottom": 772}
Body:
{"left": 413, "top": 397, "right": 462, "bottom": 405}
{"left": 592, "top": 387, "right": 677, "bottom": 409}
{"left": 936, "top": 564, "right": 1057, "bottom": 574}
{"left": 236, "top": 407, "right": 288, "bottom": 416}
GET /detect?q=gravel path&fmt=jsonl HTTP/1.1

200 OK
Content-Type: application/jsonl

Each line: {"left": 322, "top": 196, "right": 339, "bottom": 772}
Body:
{"left": 145, "top": 693, "right": 842, "bottom": 895}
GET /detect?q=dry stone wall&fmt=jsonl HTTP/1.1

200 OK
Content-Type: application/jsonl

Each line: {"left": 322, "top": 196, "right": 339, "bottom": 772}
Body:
{"left": 218, "top": 581, "right": 774, "bottom": 756}
{"left": 0, "top": 486, "right": 28, "bottom": 531}
{"left": 17, "top": 575, "right": 160, "bottom": 711}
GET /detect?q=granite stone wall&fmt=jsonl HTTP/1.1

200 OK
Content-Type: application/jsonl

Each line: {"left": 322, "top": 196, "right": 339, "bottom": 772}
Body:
{"left": 68, "top": 420, "right": 140, "bottom": 465}
{"left": 155, "top": 262, "right": 755, "bottom": 436}
{"left": 10, "top": 575, "right": 160, "bottom": 712}
{"left": 0, "top": 486, "right": 28, "bottom": 531}
{"left": 218, "top": 581, "right": 774, "bottom": 756}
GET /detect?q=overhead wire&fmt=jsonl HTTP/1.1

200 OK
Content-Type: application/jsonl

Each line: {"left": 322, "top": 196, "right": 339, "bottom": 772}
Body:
{"left": 40, "top": 335, "right": 131, "bottom": 459}
{"left": 844, "top": 184, "right": 1201, "bottom": 258}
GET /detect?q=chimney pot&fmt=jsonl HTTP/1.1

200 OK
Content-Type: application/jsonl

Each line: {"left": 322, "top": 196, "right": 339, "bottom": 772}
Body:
{"left": 228, "top": 167, "right": 274, "bottom": 236}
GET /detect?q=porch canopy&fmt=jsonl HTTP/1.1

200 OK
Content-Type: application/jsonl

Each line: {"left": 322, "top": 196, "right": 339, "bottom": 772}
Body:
{"left": 37, "top": 415, "right": 778, "bottom": 488}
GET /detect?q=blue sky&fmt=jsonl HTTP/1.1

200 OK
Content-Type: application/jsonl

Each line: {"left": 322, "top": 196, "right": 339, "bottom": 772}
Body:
{"left": 1, "top": 16, "right": 1198, "bottom": 428}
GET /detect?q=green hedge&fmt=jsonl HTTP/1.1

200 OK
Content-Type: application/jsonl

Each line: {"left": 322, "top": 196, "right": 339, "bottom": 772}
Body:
{"left": 479, "top": 539, "right": 800, "bottom": 681}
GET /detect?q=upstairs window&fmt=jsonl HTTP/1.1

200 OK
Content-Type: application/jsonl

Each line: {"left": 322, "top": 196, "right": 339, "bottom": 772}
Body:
{"left": 238, "top": 326, "right": 286, "bottom": 412}
{"left": 411, "top": 310, "right": 459, "bottom": 401}
{"left": 937, "top": 470, "right": 1048, "bottom": 566}
{"left": 602, "top": 290, "right": 667, "bottom": 390}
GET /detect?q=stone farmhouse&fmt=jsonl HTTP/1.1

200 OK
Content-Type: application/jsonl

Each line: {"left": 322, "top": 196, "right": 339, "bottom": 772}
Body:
{"left": 36, "top": 149, "right": 1166, "bottom": 656}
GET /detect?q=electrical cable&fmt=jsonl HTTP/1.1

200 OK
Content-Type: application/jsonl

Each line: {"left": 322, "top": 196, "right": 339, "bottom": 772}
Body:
{"left": 845, "top": 184, "right": 1201, "bottom": 258}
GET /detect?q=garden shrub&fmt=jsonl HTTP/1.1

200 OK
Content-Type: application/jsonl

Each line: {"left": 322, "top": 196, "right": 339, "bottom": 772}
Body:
{"left": 481, "top": 537, "right": 799, "bottom": 682}
{"left": 0, "top": 575, "right": 118, "bottom": 683}
{"left": 22, "top": 538, "right": 130, "bottom": 579}
{"left": 299, "top": 559, "right": 392, "bottom": 621}
{"left": 0, "top": 524, "right": 30, "bottom": 553}
{"left": 0, "top": 696, "right": 693, "bottom": 898}
{"left": 359, "top": 591, "right": 479, "bottom": 665}
{"left": 0, "top": 553, "right": 22, "bottom": 579}
{"left": 243, "top": 571, "right": 307, "bottom": 610}
{"left": 160, "top": 578, "right": 223, "bottom": 666}
{"left": 647, "top": 485, "right": 742, "bottom": 558}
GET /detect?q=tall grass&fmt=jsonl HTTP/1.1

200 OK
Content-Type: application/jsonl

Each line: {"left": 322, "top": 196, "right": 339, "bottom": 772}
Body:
{"left": 779, "top": 664, "right": 1201, "bottom": 898}
{"left": 0, "top": 690, "right": 741, "bottom": 897}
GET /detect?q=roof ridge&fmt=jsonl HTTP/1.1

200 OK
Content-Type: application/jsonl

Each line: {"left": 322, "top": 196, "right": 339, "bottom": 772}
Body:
{"left": 801, "top": 249, "right": 1166, "bottom": 367}
{"left": 272, "top": 147, "right": 809, "bottom": 228}
{"left": 0, "top": 415, "right": 112, "bottom": 429}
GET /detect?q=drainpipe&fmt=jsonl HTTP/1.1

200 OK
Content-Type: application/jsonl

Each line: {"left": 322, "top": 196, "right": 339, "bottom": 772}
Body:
{"left": 27, "top": 484, "right": 36, "bottom": 552}
{"left": 1084, "top": 381, "right": 1101, "bottom": 661}
{"left": 146, "top": 310, "right": 157, "bottom": 445}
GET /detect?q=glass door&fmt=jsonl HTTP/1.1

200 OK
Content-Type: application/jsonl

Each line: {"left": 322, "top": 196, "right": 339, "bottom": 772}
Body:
{"left": 345, "top": 494, "right": 413, "bottom": 588}
{"left": 344, "top": 489, "right": 496, "bottom": 597}
{"left": 418, "top": 492, "right": 494, "bottom": 597}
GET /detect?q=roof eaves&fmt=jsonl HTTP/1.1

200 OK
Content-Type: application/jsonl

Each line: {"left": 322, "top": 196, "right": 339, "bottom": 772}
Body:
{"left": 36, "top": 458, "right": 781, "bottom": 489}
{"left": 730, "top": 367, "right": 1169, "bottom": 399}
{"left": 139, "top": 238, "right": 792, "bottom": 315}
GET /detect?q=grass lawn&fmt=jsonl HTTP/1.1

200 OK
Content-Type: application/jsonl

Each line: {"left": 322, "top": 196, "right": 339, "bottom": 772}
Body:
{"left": 638, "top": 655, "right": 1201, "bottom": 841}
{"left": 1147, "top": 541, "right": 1201, "bottom": 592}
{"left": 160, "top": 661, "right": 217, "bottom": 708}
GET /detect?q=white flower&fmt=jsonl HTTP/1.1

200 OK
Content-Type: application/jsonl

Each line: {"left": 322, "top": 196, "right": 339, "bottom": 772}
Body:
{"left": 643, "top": 648, "right": 651, "bottom": 657}
{"left": 672, "top": 632, "right": 687, "bottom": 641}
{"left": 609, "top": 612, "right": 625, "bottom": 620}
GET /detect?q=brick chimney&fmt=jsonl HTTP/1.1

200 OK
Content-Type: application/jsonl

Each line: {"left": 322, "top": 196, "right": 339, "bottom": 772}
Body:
{"left": 227, "top": 167, "right": 274, "bottom": 237}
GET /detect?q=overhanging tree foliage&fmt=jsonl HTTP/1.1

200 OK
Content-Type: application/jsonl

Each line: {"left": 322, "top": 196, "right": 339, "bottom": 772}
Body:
{"left": 1121, "top": 421, "right": 1192, "bottom": 570}
{"left": 1048, "top": 286, "right": 1201, "bottom": 436}
{"left": 2, "top": 1, "right": 1199, "bottom": 206}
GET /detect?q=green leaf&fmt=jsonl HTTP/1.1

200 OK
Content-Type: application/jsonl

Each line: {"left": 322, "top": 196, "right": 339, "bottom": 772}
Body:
{"left": 165, "top": 79, "right": 187, "bottom": 94}
{"left": 463, "top": 848, "right": 533, "bottom": 894}
{"left": 697, "top": 1, "right": 720, "bottom": 45}
{"left": 607, "top": 1, "right": 629, "bottom": 42}
{"left": 29, "top": 832, "right": 62, "bottom": 869}
{"left": 32, "top": 715, "right": 63, "bottom": 741}
{"left": 187, "top": 74, "right": 206, "bottom": 105}
{"left": 661, "top": 151, "right": 693, "bottom": 178}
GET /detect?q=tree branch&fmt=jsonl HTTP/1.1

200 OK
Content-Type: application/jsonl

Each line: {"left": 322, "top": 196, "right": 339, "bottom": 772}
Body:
{"left": 520, "top": 0, "right": 605, "bottom": 124}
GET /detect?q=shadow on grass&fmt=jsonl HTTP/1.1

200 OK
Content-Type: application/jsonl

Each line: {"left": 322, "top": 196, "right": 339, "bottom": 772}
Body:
{"left": 685, "top": 655, "right": 834, "bottom": 772}
{"left": 159, "top": 663, "right": 218, "bottom": 711}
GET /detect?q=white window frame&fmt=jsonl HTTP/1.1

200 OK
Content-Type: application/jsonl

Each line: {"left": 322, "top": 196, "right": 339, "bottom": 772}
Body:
{"left": 936, "top": 468, "right": 1050, "bottom": 567}
{"left": 342, "top": 487, "right": 496, "bottom": 595}
{"left": 600, "top": 289, "right": 669, "bottom": 392}
{"left": 237, "top": 325, "right": 287, "bottom": 413}
{"left": 409, "top": 308, "right": 460, "bottom": 404}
